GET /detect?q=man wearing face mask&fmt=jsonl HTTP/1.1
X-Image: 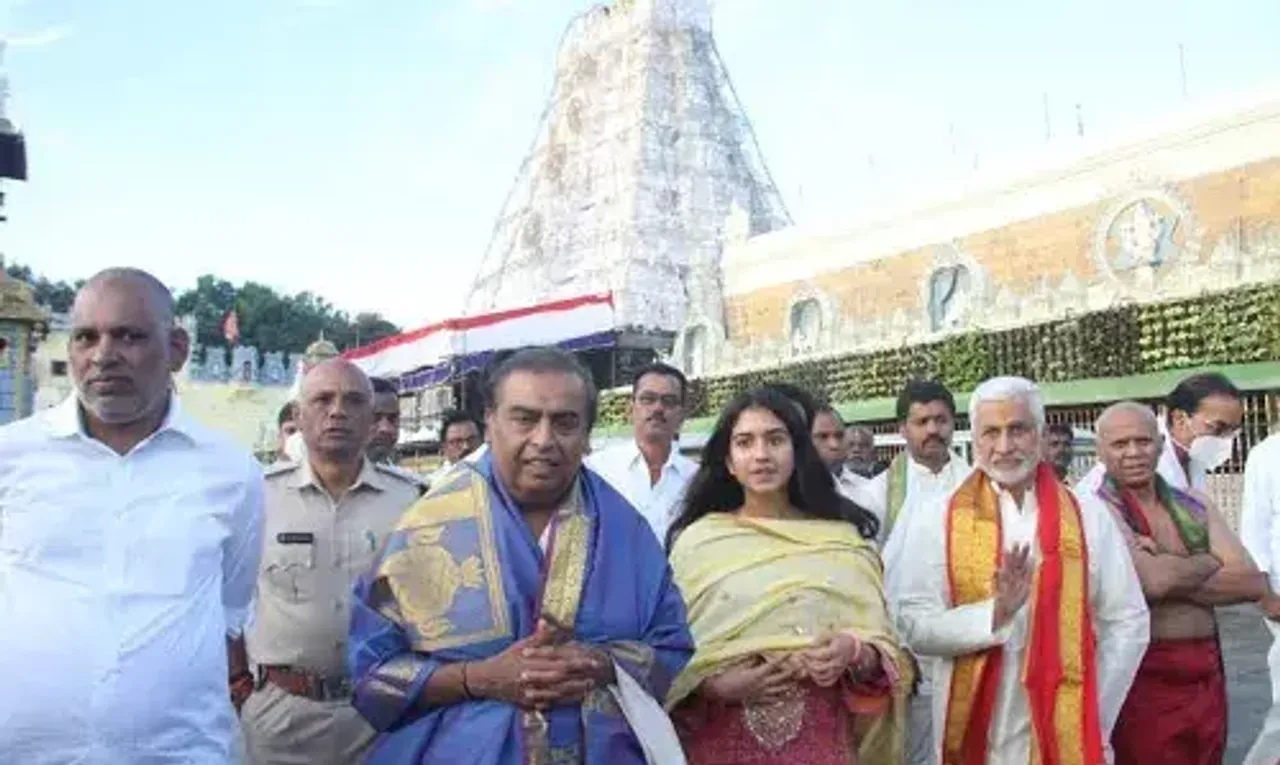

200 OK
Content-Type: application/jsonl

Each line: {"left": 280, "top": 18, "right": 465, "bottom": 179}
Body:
{"left": 1078, "top": 372, "right": 1243, "bottom": 496}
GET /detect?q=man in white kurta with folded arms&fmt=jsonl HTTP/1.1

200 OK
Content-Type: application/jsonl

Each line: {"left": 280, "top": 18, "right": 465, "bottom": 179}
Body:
{"left": 895, "top": 376, "right": 1149, "bottom": 764}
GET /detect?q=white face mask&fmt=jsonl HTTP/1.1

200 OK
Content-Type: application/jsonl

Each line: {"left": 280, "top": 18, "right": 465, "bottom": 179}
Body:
{"left": 1188, "top": 434, "right": 1235, "bottom": 471}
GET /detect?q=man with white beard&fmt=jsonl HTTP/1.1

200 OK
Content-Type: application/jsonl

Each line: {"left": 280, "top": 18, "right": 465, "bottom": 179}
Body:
{"left": 895, "top": 376, "right": 1149, "bottom": 764}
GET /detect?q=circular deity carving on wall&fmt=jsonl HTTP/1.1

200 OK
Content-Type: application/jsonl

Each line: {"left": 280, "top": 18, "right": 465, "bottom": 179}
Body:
{"left": 1092, "top": 190, "right": 1193, "bottom": 281}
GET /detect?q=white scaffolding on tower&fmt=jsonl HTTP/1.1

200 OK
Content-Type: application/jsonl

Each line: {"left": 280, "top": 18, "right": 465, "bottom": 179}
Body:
{"left": 465, "top": 0, "right": 790, "bottom": 337}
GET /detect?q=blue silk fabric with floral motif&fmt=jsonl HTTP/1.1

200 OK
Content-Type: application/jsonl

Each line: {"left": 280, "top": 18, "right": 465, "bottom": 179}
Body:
{"left": 347, "top": 452, "right": 693, "bottom": 764}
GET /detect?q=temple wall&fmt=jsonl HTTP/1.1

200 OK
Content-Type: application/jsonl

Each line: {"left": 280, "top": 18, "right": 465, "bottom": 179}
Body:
{"left": 693, "top": 93, "right": 1280, "bottom": 374}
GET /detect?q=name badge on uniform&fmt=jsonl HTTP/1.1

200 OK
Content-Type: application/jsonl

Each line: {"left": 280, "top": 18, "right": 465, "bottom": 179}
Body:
{"left": 277, "top": 532, "right": 315, "bottom": 545}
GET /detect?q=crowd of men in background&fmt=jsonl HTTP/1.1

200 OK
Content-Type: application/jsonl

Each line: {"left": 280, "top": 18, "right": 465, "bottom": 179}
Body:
{"left": 3, "top": 267, "right": 1280, "bottom": 764}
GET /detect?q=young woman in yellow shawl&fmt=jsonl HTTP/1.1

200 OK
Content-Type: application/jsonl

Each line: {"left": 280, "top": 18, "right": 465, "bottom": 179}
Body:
{"left": 664, "top": 387, "right": 914, "bottom": 765}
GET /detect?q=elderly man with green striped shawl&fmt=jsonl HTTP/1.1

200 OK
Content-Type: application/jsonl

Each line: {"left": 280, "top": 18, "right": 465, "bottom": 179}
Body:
{"left": 1079, "top": 400, "right": 1266, "bottom": 764}
{"left": 851, "top": 379, "right": 971, "bottom": 765}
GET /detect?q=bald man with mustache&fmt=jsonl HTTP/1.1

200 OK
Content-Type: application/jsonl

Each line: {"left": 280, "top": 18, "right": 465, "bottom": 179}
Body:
{"left": 241, "top": 359, "right": 424, "bottom": 765}
{"left": 1080, "top": 401, "right": 1265, "bottom": 765}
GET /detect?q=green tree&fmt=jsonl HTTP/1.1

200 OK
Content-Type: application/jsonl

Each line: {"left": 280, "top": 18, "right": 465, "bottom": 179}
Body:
{"left": 352, "top": 312, "right": 400, "bottom": 346}
{"left": 3, "top": 263, "right": 401, "bottom": 352}
{"left": 173, "top": 274, "right": 401, "bottom": 353}
{"left": 174, "top": 275, "right": 238, "bottom": 349}
{"left": 4, "top": 260, "right": 81, "bottom": 313}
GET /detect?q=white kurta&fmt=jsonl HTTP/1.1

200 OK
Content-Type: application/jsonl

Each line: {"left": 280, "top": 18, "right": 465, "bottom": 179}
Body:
{"left": 878, "top": 457, "right": 973, "bottom": 682}
{"left": 1240, "top": 433, "right": 1280, "bottom": 764}
{"left": 871, "top": 455, "right": 971, "bottom": 765}
{"left": 895, "top": 478, "right": 1150, "bottom": 764}
{"left": 842, "top": 452, "right": 971, "bottom": 548}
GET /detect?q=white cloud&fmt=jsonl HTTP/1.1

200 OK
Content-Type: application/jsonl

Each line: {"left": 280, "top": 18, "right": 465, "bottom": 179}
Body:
{"left": 7, "top": 24, "right": 73, "bottom": 49}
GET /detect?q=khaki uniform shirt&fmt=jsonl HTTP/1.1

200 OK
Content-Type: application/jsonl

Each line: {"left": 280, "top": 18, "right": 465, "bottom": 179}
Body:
{"left": 246, "top": 459, "right": 424, "bottom": 679}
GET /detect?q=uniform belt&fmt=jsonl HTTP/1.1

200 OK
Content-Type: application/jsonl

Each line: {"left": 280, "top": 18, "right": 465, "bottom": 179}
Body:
{"left": 258, "top": 665, "right": 352, "bottom": 702}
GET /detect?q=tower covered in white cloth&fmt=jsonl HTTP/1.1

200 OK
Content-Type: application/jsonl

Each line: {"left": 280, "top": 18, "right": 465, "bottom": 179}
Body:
{"left": 465, "top": 0, "right": 790, "bottom": 337}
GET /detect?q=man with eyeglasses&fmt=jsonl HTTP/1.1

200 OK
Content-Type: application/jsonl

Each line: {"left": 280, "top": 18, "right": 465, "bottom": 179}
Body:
{"left": 587, "top": 362, "right": 697, "bottom": 542}
{"left": 426, "top": 409, "right": 484, "bottom": 487}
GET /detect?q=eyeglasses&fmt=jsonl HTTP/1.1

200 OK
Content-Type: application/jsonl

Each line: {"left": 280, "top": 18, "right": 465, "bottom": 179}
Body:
{"left": 636, "top": 393, "right": 682, "bottom": 409}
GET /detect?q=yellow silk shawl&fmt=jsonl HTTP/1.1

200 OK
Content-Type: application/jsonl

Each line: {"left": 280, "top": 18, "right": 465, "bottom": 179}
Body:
{"left": 666, "top": 513, "right": 913, "bottom": 764}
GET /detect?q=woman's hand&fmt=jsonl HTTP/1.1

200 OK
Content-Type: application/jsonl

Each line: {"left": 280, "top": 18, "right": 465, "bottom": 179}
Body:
{"left": 701, "top": 656, "right": 800, "bottom": 704}
{"left": 802, "top": 632, "right": 863, "bottom": 687}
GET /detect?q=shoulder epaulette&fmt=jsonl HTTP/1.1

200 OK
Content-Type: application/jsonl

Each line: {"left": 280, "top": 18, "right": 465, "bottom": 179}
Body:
{"left": 375, "top": 462, "right": 429, "bottom": 491}
{"left": 263, "top": 460, "right": 299, "bottom": 478}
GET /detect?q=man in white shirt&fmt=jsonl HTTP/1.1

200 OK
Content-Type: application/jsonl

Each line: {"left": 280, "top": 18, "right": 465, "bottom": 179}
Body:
{"left": 0, "top": 268, "right": 265, "bottom": 764}
{"left": 854, "top": 380, "right": 970, "bottom": 549}
{"left": 426, "top": 409, "right": 483, "bottom": 486}
{"left": 844, "top": 424, "right": 886, "bottom": 478}
{"left": 586, "top": 362, "right": 697, "bottom": 544}
{"left": 856, "top": 379, "right": 970, "bottom": 765}
{"left": 1240, "top": 432, "right": 1280, "bottom": 764}
{"left": 1077, "top": 372, "right": 1243, "bottom": 495}
{"left": 811, "top": 404, "right": 867, "bottom": 501}
{"left": 895, "top": 376, "right": 1149, "bottom": 765}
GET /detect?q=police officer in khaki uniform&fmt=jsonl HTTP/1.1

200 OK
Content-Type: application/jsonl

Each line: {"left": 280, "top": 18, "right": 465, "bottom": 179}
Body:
{"left": 241, "top": 359, "right": 423, "bottom": 765}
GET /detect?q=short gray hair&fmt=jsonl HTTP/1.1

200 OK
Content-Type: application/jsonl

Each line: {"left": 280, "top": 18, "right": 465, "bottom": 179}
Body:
{"left": 1095, "top": 400, "right": 1159, "bottom": 438}
{"left": 846, "top": 424, "right": 875, "bottom": 440}
{"left": 78, "top": 267, "right": 176, "bottom": 329}
{"left": 968, "top": 376, "right": 1046, "bottom": 433}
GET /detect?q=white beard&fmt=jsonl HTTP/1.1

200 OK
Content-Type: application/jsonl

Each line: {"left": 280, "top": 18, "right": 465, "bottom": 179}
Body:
{"left": 980, "top": 457, "right": 1036, "bottom": 487}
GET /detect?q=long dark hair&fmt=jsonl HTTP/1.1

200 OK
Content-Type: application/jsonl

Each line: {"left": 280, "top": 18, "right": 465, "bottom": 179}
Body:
{"left": 666, "top": 387, "right": 880, "bottom": 550}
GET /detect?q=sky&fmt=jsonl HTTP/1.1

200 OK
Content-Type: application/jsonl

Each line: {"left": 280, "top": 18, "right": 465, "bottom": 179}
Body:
{"left": 1, "top": 0, "right": 1279, "bottom": 331}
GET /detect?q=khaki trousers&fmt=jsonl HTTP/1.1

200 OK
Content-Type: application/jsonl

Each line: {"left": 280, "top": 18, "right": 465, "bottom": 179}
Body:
{"left": 240, "top": 682, "right": 377, "bottom": 765}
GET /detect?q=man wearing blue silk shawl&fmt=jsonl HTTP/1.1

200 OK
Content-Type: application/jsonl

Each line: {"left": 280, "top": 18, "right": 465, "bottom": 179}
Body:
{"left": 348, "top": 347, "right": 694, "bottom": 764}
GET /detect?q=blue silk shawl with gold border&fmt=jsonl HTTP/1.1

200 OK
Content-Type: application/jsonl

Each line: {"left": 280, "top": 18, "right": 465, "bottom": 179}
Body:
{"left": 347, "top": 453, "right": 693, "bottom": 765}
